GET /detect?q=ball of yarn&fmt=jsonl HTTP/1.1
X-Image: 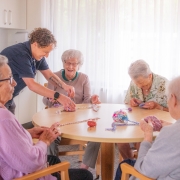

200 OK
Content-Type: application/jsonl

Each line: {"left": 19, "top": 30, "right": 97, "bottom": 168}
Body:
{"left": 112, "top": 110, "right": 128, "bottom": 123}
{"left": 144, "top": 116, "right": 162, "bottom": 131}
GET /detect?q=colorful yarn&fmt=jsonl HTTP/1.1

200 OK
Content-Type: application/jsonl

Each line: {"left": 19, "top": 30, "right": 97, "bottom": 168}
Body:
{"left": 106, "top": 109, "right": 139, "bottom": 131}
{"left": 112, "top": 110, "right": 129, "bottom": 123}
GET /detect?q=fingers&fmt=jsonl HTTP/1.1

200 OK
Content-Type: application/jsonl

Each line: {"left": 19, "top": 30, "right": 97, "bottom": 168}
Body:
{"left": 58, "top": 94, "right": 76, "bottom": 111}
{"left": 50, "top": 122, "right": 60, "bottom": 130}
{"left": 91, "top": 95, "right": 101, "bottom": 104}
{"left": 130, "top": 98, "right": 139, "bottom": 107}
{"left": 39, "top": 128, "right": 61, "bottom": 146}
{"left": 68, "top": 87, "right": 75, "bottom": 98}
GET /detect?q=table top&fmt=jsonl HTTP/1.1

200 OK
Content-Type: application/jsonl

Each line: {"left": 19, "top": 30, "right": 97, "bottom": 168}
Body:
{"left": 32, "top": 104, "right": 175, "bottom": 143}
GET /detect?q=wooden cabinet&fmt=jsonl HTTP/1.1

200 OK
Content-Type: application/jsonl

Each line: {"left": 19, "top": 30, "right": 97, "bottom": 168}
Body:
{"left": 0, "top": 0, "right": 26, "bottom": 29}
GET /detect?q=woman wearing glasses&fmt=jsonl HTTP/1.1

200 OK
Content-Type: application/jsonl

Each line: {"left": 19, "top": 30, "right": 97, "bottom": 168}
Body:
{"left": 43, "top": 49, "right": 101, "bottom": 171}
{"left": 0, "top": 55, "right": 93, "bottom": 180}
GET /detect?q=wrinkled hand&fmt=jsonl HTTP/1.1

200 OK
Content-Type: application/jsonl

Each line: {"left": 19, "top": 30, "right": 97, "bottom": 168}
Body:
{"left": 140, "top": 118, "right": 153, "bottom": 143}
{"left": 39, "top": 123, "right": 61, "bottom": 146}
{"left": 130, "top": 98, "right": 142, "bottom": 107}
{"left": 57, "top": 94, "right": 76, "bottom": 111}
{"left": 28, "top": 127, "right": 45, "bottom": 139}
{"left": 142, "top": 101, "right": 159, "bottom": 110}
{"left": 91, "top": 95, "right": 101, "bottom": 104}
{"left": 63, "top": 84, "right": 75, "bottom": 98}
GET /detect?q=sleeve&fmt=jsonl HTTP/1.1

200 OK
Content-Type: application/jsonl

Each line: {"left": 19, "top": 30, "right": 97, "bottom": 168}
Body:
{"left": 82, "top": 75, "right": 91, "bottom": 103}
{"left": 124, "top": 82, "right": 131, "bottom": 104}
{"left": 0, "top": 116, "right": 47, "bottom": 173}
{"left": 134, "top": 127, "right": 179, "bottom": 179}
{"left": 36, "top": 58, "right": 49, "bottom": 71}
{"left": 42, "top": 82, "right": 55, "bottom": 107}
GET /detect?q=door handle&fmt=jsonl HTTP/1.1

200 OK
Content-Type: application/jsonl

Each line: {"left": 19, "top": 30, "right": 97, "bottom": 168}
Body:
{"left": 4, "top": 9, "right": 7, "bottom": 25}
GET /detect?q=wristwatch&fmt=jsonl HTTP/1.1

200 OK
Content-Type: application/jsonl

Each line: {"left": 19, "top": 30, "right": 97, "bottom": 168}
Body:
{"left": 54, "top": 92, "right": 60, "bottom": 100}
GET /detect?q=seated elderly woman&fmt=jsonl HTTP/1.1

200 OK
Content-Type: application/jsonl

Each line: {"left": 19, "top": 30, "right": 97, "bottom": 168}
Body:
{"left": 43, "top": 49, "right": 101, "bottom": 170}
{"left": 0, "top": 55, "right": 93, "bottom": 180}
{"left": 114, "top": 76, "right": 180, "bottom": 180}
{"left": 117, "top": 59, "right": 169, "bottom": 160}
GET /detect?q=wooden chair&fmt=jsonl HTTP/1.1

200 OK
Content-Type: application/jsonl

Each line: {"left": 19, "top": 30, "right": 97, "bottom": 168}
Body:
{"left": 13, "top": 161, "right": 70, "bottom": 180}
{"left": 121, "top": 163, "right": 155, "bottom": 180}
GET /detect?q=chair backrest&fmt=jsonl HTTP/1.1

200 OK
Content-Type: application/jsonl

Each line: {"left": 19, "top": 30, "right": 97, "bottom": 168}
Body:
{"left": 121, "top": 163, "right": 155, "bottom": 180}
{"left": 13, "top": 161, "right": 70, "bottom": 180}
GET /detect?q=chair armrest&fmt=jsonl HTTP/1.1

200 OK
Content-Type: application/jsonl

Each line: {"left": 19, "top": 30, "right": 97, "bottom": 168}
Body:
{"left": 13, "top": 161, "right": 70, "bottom": 180}
{"left": 121, "top": 163, "right": 155, "bottom": 180}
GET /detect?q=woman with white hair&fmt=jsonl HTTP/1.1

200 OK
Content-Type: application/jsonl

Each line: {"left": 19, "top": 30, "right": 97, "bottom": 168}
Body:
{"left": 43, "top": 49, "right": 101, "bottom": 171}
{"left": 115, "top": 76, "right": 180, "bottom": 180}
{"left": 0, "top": 54, "right": 93, "bottom": 180}
{"left": 118, "top": 59, "right": 169, "bottom": 160}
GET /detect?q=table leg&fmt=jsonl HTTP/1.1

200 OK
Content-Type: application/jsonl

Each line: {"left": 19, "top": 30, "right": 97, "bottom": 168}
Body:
{"left": 101, "top": 143, "right": 115, "bottom": 180}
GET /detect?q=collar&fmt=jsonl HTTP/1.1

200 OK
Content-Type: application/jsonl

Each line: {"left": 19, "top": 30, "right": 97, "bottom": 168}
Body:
{"left": 62, "top": 69, "right": 78, "bottom": 81}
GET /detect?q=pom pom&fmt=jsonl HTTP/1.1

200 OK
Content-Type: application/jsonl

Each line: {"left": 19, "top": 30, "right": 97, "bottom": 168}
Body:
{"left": 128, "top": 107, "right": 132, "bottom": 112}
{"left": 87, "top": 120, "right": 97, "bottom": 127}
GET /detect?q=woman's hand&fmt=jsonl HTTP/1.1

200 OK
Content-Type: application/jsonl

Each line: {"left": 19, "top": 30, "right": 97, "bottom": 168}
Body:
{"left": 62, "top": 84, "right": 75, "bottom": 98}
{"left": 57, "top": 94, "right": 76, "bottom": 111}
{"left": 142, "top": 101, "right": 162, "bottom": 110}
{"left": 140, "top": 118, "right": 153, "bottom": 143}
{"left": 130, "top": 98, "right": 142, "bottom": 107}
{"left": 28, "top": 127, "right": 45, "bottom": 139}
{"left": 39, "top": 123, "right": 61, "bottom": 146}
{"left": 91, "top": 95, "right": 101, "bottom": 104}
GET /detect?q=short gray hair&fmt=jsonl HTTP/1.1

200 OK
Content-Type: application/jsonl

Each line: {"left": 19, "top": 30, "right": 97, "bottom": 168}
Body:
{"left": 61, "top": 49, "right": 84, "bottom": 69}
{"left": 166, "top": 76, "right": 180, "bottom": 101}
{"left": 0, "top": 55, "right": 8, "bottom": 67}
{"left": 0, "top": 55, "right": 8, "bottom": 79}
{"left": 128, "top": 59, "right": 152, "bottom": 79}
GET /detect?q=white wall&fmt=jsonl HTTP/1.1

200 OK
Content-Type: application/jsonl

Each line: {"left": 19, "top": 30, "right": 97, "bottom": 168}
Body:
{"left": 0, "top": 0, "right": 47, "bottom": 124}
{"left": 0, "top": 29, "right": 8, "bottom": 51}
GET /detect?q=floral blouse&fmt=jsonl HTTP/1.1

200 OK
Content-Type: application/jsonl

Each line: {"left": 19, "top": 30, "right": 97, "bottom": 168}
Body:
{"left": 124, "top": 73, "right": 168, "bottom": 108}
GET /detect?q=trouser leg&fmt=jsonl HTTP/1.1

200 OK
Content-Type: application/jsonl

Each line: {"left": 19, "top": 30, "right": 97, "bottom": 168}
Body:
{"left": 114, "top": 159, "right": 136, "bottom": 180}
{"left": 82, "top": 142, "right": 101, "bottom": 168}
{"left": 47, "top": 137, "right": 61, "bottom": 156}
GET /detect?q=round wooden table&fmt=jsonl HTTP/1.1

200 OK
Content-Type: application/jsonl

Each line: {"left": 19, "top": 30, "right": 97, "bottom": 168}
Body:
{"left": 32, "top": 104, "right": 175, "bottom": 180}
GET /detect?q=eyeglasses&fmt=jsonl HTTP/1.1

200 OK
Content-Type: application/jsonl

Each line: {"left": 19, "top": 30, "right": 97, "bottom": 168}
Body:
{"left": 64, "top": 61, "right": 79, "bottom": 67}
{"left": 0, "top": 76, "right": 14, "bottom": 84}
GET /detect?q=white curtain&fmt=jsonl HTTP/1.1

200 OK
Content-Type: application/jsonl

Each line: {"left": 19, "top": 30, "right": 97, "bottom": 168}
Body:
{"left": 41, "top": 0, "right": 180, "bottom": 104}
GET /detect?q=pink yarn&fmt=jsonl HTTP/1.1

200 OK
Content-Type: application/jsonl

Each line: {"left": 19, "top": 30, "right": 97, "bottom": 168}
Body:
{"left": 144, "top": 116, "right": 162, "bottom": 131}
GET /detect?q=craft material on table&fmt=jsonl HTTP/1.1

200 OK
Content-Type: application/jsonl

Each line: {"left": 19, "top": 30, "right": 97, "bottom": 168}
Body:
{"left": 106, "top": 109, "right": 139, "bottom": 131}
{"left": 57, "top": 117, "right": 100, "bottom": 129}
{"left": 144, "top": 115, "right": 162, "bottom": 131}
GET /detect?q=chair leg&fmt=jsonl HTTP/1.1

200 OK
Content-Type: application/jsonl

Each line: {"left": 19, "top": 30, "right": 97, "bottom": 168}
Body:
{"left": 79, "top": 144, "right": 83, "bottom": 162}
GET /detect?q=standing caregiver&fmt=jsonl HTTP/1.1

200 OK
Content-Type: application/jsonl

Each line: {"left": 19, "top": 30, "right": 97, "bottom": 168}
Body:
{"left": 0, "top": 27, "right": 76, "bottom": 117}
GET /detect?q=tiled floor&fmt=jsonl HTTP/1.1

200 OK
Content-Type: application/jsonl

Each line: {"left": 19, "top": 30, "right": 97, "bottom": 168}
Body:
{"left": 59, "top": 144, "right": 120, "bottom": 180}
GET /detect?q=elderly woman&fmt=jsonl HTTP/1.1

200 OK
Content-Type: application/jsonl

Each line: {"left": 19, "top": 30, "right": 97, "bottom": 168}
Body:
{"left": 0, "top": 55, "right": 93, "bottom": 180}
{"left": 117, "top": 59, "right": 169, "bottom": 160}
{"left": 115, "top": 76, "right": 180, "bottom": 180}
{"left": 43, "top": 49, "right": 101, "bottom": 170}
